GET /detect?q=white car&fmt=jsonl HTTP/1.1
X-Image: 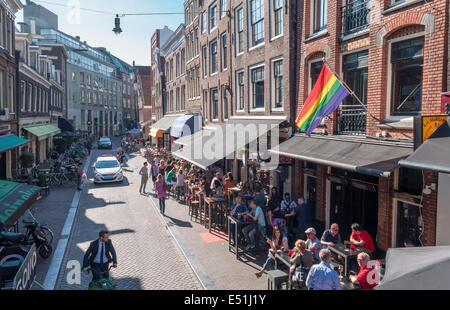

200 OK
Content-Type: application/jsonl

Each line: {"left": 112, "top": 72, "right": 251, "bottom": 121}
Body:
{"left": 93, "top": 155, "right": 123, "bottom": 184}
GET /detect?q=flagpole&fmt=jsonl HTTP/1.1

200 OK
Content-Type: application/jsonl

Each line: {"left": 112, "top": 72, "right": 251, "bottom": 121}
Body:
{"left": 321, "top": 58, "right": 407, "bottom": 135}
{"left": 321, "top": 58, "right": 366, "bottom": 107}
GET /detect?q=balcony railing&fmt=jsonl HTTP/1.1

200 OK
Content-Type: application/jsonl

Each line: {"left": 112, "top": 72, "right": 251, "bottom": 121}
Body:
{"left": 341, "top": 0, "right": 370, "bottom": 36}
{"left": 338, "top": 105, "right": 367, "bottom": 135}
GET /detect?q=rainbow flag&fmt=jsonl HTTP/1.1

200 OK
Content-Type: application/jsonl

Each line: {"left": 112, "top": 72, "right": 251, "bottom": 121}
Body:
{"left": 296, "top": 65, "right": 350, "bottom": 136}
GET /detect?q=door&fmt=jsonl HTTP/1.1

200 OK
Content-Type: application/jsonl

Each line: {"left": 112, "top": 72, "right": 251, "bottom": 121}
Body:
{"left": 329, "top": 182, "right": 378, "bottom": 242}
{"left": 396, "top": 201, "right": 423, "bottom": 247}
{"left": 0, "top": 152, "right": 6, "bottom": 180}
{"left": 306, "top": 176, "right": 317, "bottom": 222}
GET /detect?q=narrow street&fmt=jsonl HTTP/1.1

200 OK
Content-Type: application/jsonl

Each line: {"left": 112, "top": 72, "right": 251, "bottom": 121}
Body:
{"left": 46, "top": 139, "right": 202, "bottom": 290}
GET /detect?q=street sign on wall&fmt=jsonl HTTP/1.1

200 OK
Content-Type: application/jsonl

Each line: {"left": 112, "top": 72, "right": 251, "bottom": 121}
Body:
{"left": 414, "top": 115, "right": 449, "bottom": 150}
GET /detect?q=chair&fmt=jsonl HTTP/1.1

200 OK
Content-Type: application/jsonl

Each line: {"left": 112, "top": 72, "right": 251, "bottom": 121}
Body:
{"left": 267, "top": 270, "right": 289, "bottom": 290}
{"left": 190, "top": 195, "right": 201, "bottom": 222}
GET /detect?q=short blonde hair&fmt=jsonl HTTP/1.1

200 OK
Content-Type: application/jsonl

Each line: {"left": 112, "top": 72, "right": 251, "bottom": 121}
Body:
{"left": 358, "top": 252, "right": 370, "bottom": 262}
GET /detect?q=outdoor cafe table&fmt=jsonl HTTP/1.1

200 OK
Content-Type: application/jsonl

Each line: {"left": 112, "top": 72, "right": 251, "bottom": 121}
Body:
{"left": 227, "top": 216, "right": 253, "bottom": 260}
{"left": 204, "top": 196, "right": 228, "bottom": 233}
{"left": 329, "top": 243, "right": 360, "bottom": 277}
{"left": 275, "top": 252, "right": 293, "bottom": 289}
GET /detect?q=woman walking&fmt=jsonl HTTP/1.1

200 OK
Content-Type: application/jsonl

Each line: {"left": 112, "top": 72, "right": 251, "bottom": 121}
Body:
{"left": 155, "top": 174, "right": 168, "bottom": 215}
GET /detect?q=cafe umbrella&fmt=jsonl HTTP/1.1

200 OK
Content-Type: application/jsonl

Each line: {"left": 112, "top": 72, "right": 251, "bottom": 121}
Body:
{"left": 0, "top": 180, "right": 41, "bottom": 231}
{"left": 375, "top": 246, "right": 450, "bottom": 290}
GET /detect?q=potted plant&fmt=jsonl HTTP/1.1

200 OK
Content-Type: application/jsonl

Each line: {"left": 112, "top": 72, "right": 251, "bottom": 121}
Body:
{"left": 19, "top": 151, "right": 34, "bottom": 168}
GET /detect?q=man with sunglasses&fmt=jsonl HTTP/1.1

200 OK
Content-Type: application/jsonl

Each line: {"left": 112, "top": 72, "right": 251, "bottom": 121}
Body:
{"left": 321, "top": 223, "right": 342, "bottom": 247}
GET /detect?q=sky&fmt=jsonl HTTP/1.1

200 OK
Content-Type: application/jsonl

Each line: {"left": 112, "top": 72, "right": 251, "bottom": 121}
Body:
{"left": 16, "top": 0, "right": 185, "bottom": 66}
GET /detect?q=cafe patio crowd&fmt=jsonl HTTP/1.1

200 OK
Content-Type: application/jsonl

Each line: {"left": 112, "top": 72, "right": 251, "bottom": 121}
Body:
{"left": 138, "top": 142, "right": 386, "bottom": 290}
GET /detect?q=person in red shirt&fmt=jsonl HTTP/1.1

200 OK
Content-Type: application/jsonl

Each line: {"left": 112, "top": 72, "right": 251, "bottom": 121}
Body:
{"left": 348, "top": 223, "right": 375, "bottom": 253}
{"left": 350, "top": 252, "right": 378, "bottom": 290}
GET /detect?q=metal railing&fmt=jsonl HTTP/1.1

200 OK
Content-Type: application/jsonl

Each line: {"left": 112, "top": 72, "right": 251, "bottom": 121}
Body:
{"left": 341, "top": 0, "right": 370, "bottom": 36}
{"left": 338, "top": 105, "right": 367, "bottom": 135}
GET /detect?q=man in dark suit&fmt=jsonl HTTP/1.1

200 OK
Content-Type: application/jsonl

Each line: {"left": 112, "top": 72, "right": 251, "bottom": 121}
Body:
{"left": 83, "top": 231, "right": 117, "bottom": 281}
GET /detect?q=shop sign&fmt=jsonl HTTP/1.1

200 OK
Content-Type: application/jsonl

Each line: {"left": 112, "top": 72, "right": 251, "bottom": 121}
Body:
{"left": 13, "top": 244, "right": 37, "bottom": 290}
{"left": 278, "top": 156, "right": 293, "bottom": 165}
{"left": 422, "top": 116, "right": 448, "bottom": 142}
{"left": 414, "top": 115, "right": 449, "bottom": 150}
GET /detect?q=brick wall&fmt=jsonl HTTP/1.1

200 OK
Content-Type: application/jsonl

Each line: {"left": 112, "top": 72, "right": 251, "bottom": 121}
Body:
{"left": 421, "top": 170, "right": 438, "bottom": 246}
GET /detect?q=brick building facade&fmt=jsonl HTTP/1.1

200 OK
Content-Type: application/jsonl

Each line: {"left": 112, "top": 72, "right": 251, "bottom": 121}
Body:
{"left": 161, "top": 24, "right": 187, "bottom": 116}
{"left": 136, "top": 66, "right": 153, "bottom": 138}
{"left": 185, "top": 0, "right": 202, "bottom": 114}
{"left": 289, "top": 0, "right": 449, "bottom": 251}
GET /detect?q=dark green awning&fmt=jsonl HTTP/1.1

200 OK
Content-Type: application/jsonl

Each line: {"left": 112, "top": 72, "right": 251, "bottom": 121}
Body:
{"left": 0, "top": 135, "right": 30, "bottom": 153}
{"left": 0, "top": 180, "right": 41, "bottom": 230}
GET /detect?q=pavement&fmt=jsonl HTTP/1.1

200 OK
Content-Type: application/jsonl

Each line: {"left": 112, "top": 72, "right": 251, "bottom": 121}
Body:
{"left": 28, "top": 138, "right": 269, "bottom": 290}
{"left": 126, "top": 152, "right": 268, "bottom": 290}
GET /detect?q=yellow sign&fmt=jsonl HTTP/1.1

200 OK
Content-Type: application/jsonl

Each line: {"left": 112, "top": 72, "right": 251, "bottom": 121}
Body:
{"left": 422, "top": 116, "right": 448, "bottom": 142}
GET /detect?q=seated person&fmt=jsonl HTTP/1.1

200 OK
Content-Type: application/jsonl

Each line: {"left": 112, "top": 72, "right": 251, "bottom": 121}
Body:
{"left": 321, "top": 223, "right": 342, "bottom": 247}
{"left": 223, "top": 172, "right": 236, "bottom": 193}
{"left": 199, "top": 176, "right": 211, "bottom": 197}
{"left": 242, "top": 200, "right": 267, "bottom": 250}
{"left": 349, "top": 252, "right": 378, "bottom": 290}
{"left": 346, "top": 223, "right": 375, "bottom": 254}
{"left": 305, "top": 227, "right": 322, "bottom": 264}
{"left": 255, "top": 226, "right": 288, "bottom": 278}
{"left": 240, "top": 181, "right": 253, "bottom": 196}
{"left": 290, "top": 239, "right": 313, "bottom": 270}
{"left": 210, "top": 172, "right": 224, "bottom": 196}
{"left": 229, "top": 197, "right": 248, "bottom": 245}
{"left": 280, "top": 193, "right": 297, "bottom": 216}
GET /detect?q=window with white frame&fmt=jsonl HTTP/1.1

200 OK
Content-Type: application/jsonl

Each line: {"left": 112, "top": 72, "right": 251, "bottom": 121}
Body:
{"left": 312, "top": 0, "right": 327, "bottom": 33}
{"left": 194, "top": 28, "right": 199, "bottom": 57}
{"left": 190, "top": 31, "right": 195, "bottom": 59}
{"left": 203, "top": 89, "right": 208, "bottom": 121}
{"left": 20, "top": 81, "right": 26, "bottom": 111}
{"left": 220, "top": 0, "right": 227, "bottom": 18}
{"left": 390, "top": 36, "right": 424, "bottom": 116}
{"left": 235, "top": 6, "right": 244, "bottom": 54}
{"left": 209, "top": 2, "right": 217, "bottom": 31}
{"left": 222, "top": 85, "right": 228, "bottom": 120}
{"left": 176, "top": 53, "right": 180, "bottom": 77}
{"left": 210, "top": 40, "right": 218, "bottom": 75}
{"left": 0, "top": 8, "right": 4, "bottom": 47}
{"left": 0, "top": 71, "right": 3, "bottom": 109}
{"left": 202, "top": 45, "right": 207, "bottom": 77}
{"left": 27, "top": 83, "right": 32, "bottom": 112}
{"left": 181, "top": 48, "right": 186, "bottom": 74}
{"left": 236, "top": 70, "right": 245, "bottom": 111}
{"left": 221, "top": 33, "right": 227, "bottom": 70}
{"left": 271, "top": 59, "right": 283, "bottom": 109}
{"left": 250, "top": 65, "right": 264, "bottom": 109}
{"left": 181, "top": 85, "right": 186, "bottom": 110}
{"left": 249, "top": 0, "right": 264, "bottom": 48}
{"left": 272, "top": 0, "right": 283, "bottom": 38}
{"left": 196, "top": 66, "right": 200, "bottom": 97}
{"left": 211, "top": 88, "right": 219, "bottom": 120}
{"left": 176, "top": 87, "right": 180, "bottom": 111}
{"left": 201, "top": 11, "right": 207, "bottom": 33}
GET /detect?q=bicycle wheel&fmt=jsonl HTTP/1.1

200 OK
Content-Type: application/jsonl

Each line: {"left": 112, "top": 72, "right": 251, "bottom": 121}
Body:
{"left": 39, "top": 226, "right": 54, "bottom": 245}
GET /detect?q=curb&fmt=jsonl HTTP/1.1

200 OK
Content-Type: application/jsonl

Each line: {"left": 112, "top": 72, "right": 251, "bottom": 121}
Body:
{"left": 42, "top": 154, "right": 91, "bottom": 290}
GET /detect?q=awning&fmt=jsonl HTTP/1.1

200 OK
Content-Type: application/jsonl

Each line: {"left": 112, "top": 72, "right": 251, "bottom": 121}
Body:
{"left": 399, "top": 118, "right": 450, "bottom": 173}
{"left": 0, "top": 180, "right": 41, "bottom": 230}
{"left": 150, "top": 128, "right": 163, "bottom": 138}
{"left": 58, "top": 117, "right": 75, "bottom": 133}
{"left": 151, "top": 115, "right": 180, "bottom": 131}
{"left": 0, "top": 135, "right": 30, "bottom": 153}
{"left": 269, "top": 135, "right": 413, "bottom": 178}
{"left": 173, "top": 117, "right": 284, "bottom": 170}
{"left": 24, "top": 124, "right": 61, "bottom": 141}
{"left": 174, "top": 127, "right": 216, "bottom": 146}
{"left": 170, "top": 115, "right": 202, "bottom": 139}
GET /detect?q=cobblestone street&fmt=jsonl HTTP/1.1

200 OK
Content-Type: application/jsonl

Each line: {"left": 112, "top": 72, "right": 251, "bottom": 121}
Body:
{"left": 49, "top": 141, "right": 202, "bottom": 290}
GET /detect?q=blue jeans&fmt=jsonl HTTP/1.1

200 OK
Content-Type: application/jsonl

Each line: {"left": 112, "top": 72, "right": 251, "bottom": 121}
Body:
{"left": 159, "top": 197, "right": 166, "bottom": 214}
{"left": 77, "top": 176, "right": 82, "bottom": 188}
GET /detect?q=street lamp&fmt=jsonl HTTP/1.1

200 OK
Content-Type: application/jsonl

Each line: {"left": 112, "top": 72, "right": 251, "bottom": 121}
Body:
{"left": 113, "top": 14, "right": 123, "bottom": 35}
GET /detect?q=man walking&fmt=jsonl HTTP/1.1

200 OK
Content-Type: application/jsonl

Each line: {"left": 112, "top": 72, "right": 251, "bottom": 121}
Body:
{"left": 76, "top": 162, "right": 84, "bottom": 191}
{"left": 306, "top": 249, "right": 341, "bottom": 290}
{"left": 150, "top": 160, "right": 158, "bottom": 196}
{"left": 139, "top": 162, "right": 150, "bottom": 195}
{"left": 83, "top": 231, "right": 117, "bottom": 282}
